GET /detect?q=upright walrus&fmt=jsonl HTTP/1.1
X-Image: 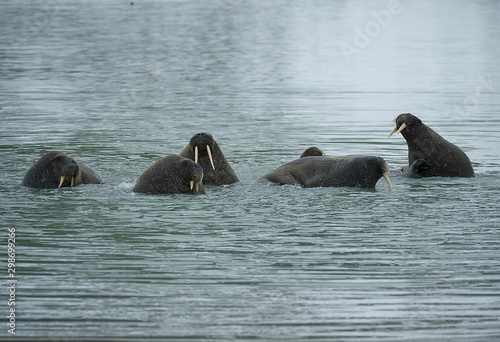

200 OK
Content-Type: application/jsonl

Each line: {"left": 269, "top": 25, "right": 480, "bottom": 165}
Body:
{"left": 179, "top": 133, "right": 239, "bottom": 185}
{"left": 133, "top": 155, "right": 205, "bottom": 195}
{"left": 21, "top": 151, "right": 104, "bottom": 188}
{"left": 388, "top": 113, "right": 474, "bottom": 177}
{"left": 259, "top": 155, "right": 392, "bottom": 190}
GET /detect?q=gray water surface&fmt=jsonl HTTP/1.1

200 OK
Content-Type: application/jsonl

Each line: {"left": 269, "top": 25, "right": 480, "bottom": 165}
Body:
{"left": 1, "top": 0, "right": 500, "bottom": 340}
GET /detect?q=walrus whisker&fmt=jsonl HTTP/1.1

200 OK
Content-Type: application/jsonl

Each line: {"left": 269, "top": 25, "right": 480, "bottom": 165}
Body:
{"left": 388, "top": 126, "right": 398, "bottom": 138}
{"left": 194, "top": 146, "right": 198, "bottom": 165}
{"left": 383, "top": 171, "right": 392, "bottom": 191}
{"left": 206, "top": 145, "right": 215, "bottom": 170}
{"left": 58, "top": 176, "right": 65, "bottom": 188}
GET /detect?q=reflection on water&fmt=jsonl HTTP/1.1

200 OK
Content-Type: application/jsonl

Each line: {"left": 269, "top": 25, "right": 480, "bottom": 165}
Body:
{"left": 1, "top": 0, "right": 500, "bottom": 340}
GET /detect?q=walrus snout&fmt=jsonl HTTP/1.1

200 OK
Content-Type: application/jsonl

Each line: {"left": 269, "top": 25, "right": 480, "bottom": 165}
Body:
{"left": 190, "top": 133, "right": 216, "bottom": 170}
{"left": 58, "top": 164, "right": 80, "bottom": 188}
{"left": 380, "top": 160, "right": 392, "bottom": 191}
{"left": 365, "top": 157, "right": 392, "bottom": 190}
{"left": 190, "top": 164, "right": 204, "bottom": 184}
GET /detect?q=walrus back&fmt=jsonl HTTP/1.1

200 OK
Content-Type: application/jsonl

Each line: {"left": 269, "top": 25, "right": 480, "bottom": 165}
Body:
{"left": 21, "top": 164, "right": 56, "bottom": 188}
{"left": 78, "top": 164, "right": 104, "bottom": 184}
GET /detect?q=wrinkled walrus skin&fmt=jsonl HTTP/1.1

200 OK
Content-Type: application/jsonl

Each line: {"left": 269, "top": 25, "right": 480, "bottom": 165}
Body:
{"left": 21, "top": 151, "right": 104, "bottom": 188}
{"left": 133, "top": 155, "right": 205, "bottom": 195}
{"left": 388, "top": 113, "right": 474, "bottom": 177}
{"left": 179, "top": 132, "right": 239, "bottom": 185}
{"left": 259, "top": 155, "right": 392, "bottom": 190}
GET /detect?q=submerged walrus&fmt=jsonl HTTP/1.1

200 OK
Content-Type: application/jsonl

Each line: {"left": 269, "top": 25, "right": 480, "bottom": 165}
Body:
{"left": 300, "top": 147, "right": 324, "bottom": 158}
{"left": 21, "top": 151, "right": 104, "bottom": 188}
{"left": 388, "top": 113, "right": 474, "bottom": 177}
{"left": 133, "top": 155, "right": 205, "bottom": 195}
{"left": 179, "top": 133, "right": 239, "bottom": 185}
{"left": 259, "top": 155, "right": 392, "bottom": 190}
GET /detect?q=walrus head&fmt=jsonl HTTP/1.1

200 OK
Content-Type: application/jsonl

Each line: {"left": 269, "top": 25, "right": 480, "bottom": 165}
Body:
{"left": 351, "top": 156, "right": 392, "bottom": 190}
{"left": 50, "top": 154, "right": 81, "bottom": 188}
{"left": 189, "top": 133, "right": 216, "bottom": 171}
{"left": 388, "top": 113, "right": 422, "bottom": 138}
{"left": 300, "top": 147, "right": 324, "bottom": 158}
{"left": 133, "top": 155, "right": 205, "bottom": 195}
{"left": 180, "top": 132, "right": 239, "bottom": 185}
{"left": 180, "top": 158, "right": 204, "bottom": 194}
{"left": 21, "top": 151, "right": 89, "bottom": 188}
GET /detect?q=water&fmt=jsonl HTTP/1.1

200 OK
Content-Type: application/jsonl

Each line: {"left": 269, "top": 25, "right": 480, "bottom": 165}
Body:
{"left": 1, "top": 0, "right": 500, "bottom": 340}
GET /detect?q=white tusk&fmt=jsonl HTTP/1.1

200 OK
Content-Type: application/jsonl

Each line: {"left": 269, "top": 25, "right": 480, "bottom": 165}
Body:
{"left": 58, "top": 176, "right": 65, "bottom": 188}
{"left": 396, "top": 122, "right": 407, "bottom": 135}
{"left": 388, "top": 122, "right": 407, "bottom": 138}
{"left": 70, "top": 177, "right": 74, "bottom": 187}
{"left": 383, "top": 171, "right": 392, "bottom": 191}
{"left": 195, "top": 182, "right": 199, "bottom": 192}
{"left": 207, "top": 145, "right": 215, "bottom": 170}
{"left": 190, "top": 180, "right": 194, "bottom": 190}
{"left": 194, "top": 146, "right": 198, "bottom": 165}
{"left": 388, "top": 126, "right": 398, "bottom": 138}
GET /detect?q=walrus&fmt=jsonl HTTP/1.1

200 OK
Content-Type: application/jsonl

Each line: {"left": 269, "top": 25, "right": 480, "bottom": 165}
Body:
{"left": 300, "top": 147, "right": 324, "bottom": 158}
{"left": 133, "top": 155, "right": 205, "bottom": 195}
{"left": 179, "top": 133, "right": 239, "bottom": 185}
{"left": 259, "top": 155, "right": 392, "bottom": 190}
{"left": 388, "top": 113, "right": 474, "bottom": 177}
{"left": 21, "top": 151, "right": 104, "bottom": 188}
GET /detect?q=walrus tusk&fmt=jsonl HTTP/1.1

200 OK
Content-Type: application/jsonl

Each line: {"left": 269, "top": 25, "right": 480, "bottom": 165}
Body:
{"left": 70, "top": 177, "right": 74, "bottom": 187}
{"left": 194, "top": 146, "right": 198, "bottom": 164}
{"left": 388, "top": 122, "right": 407, "bottom": 138}
{"left": 383, "top": 171, "right": 392, "bottom": 191}
{"left": 58, "top": 176, "right": 65, "bottom": 188}
{"left": 396, "top": 122, "right": 407, "bottom": 135}
{"left": 388, "top": 126, "right": 398, "bottom": 138}
{"left": 190, "top": 181, "right": 200, "bottom": 192}
{"left": 206, "top": 145, "right": 215, "bottom": 170}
